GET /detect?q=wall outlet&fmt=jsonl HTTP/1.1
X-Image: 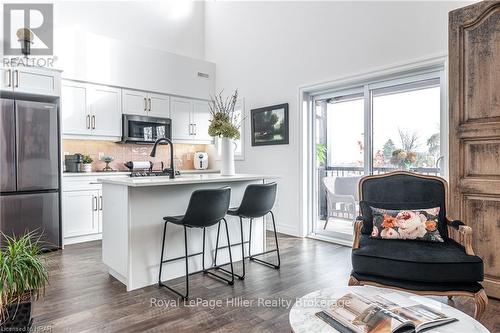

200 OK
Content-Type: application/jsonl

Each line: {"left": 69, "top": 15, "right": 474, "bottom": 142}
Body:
{"left": 98, "top": 152, "right": 104, "bottom": 160}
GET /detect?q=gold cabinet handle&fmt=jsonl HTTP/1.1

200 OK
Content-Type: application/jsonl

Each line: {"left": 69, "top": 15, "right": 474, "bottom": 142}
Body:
{"left": 14, "top": 70, "right": 19, "bottom": 87}
{"left": 6, "top": 69, "right": 11, "bottom": 87}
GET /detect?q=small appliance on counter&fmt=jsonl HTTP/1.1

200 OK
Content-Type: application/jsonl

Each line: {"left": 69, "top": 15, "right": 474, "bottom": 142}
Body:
{"left": 194, "top": 152, "right": 208, "bottom": 170}
{"left": 65, "top": 154, "right": 84, "bottom": 173}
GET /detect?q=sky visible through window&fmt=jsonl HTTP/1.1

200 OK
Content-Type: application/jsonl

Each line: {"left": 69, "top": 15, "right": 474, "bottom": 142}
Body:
{"left": 325, "top": 86, "right": 440, "bottom": 169}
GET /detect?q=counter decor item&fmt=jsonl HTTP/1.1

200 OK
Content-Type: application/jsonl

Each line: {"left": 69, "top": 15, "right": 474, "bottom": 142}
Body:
{"left": 0, "top": 232, "right": 49, "bottom": 331}
{"left": 101, "top": 156, "right": 115, "bottom": 172}
{"left": 64, "top": 154, "right": 83, "bottom": 173}
{"left": 251, "top": 103, "right": 289, "bottom": 146}
{"left": 208, "top": 89, "right": 241, "bottom": 176}
{"left": 82, "top": 155, "right": 93, "bottom": 172}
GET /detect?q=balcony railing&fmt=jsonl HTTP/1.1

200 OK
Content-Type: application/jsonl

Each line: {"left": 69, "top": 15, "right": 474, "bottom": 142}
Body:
{"left": 318, "top": 166, "right": 441, "bottom": 221}
{"left": 323, "top": 165, "right": 441, "bottom": 177}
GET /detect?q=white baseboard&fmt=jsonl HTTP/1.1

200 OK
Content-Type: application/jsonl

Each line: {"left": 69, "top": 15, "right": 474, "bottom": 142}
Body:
{"left": 64, "top": 233, "right": 102, "bottom": 245}
{"left": 267, "top": 222, "right": 301, "bottom": 237}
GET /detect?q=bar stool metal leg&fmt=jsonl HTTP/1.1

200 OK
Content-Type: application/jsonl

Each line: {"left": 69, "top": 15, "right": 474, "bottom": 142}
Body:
{"left": 205, "top": 218, "right": 235, "bottom": 285}
{"left": 213, "top": 219, "right": 245, "bottom": 280}
{"left": 159, "top": 223, "right": 189, "bottom": 300}
{"left": 249, "top": 211, "right": 281, "bottom": 269}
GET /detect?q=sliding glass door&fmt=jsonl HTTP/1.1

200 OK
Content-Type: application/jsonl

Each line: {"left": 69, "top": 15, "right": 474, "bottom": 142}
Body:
{"left": 311, "top": 69, "right": 445, "bottom": 242}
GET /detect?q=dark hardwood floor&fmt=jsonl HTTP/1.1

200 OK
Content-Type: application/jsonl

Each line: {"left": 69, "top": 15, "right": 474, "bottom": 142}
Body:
{"left": 33, "top": 234, "right": 499, "bottom": 332}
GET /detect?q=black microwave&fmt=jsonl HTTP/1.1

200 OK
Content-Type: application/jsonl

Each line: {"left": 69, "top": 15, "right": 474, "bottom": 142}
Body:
{"left": 121, "top": 114, "right": 172, "bottom": 143}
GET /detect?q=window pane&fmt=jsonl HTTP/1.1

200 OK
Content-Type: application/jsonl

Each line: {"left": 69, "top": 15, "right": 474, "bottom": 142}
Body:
{"left": 327, "top": 97, "right": 364, "bottom": 170}
{"left": 372, "top": 85, "right": 441, "bottom": 174}
{"left": 314, "top": 95, "right": 364, "bottom": 239}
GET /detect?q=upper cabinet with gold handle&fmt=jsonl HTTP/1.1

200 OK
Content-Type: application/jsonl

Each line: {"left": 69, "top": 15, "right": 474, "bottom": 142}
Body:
{"left": 61, "top": 79, "right": 121, "bottom": 138}
{"left": 122, "top": 89, "right": 169, "bottom": 118}
{"left": 1, "top": 66, "right": 61, "bottom": 96}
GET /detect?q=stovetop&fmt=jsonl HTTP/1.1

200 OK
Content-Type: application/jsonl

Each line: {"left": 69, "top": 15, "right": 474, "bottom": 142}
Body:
{"left": 129, "top": 170, "right": 180, "bottom": 177}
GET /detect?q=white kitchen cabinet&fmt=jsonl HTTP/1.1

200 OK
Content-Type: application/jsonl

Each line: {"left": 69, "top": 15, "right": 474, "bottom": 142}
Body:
{"left": 192, "top": 100, "right": 212, "bottom": 142}
{"left": 1, "top": 66, "right": 61, "bottom": 96}
{"left": 170, "top": 97, "right": 213, "bottom": 143}
{"left": 122, "top": 89, "right": 148, "bottom": 116}
{"left": 170, "top": 97, "right": 193, "bottom": 140}
{"left": 1, "top": 67, "right": 12, "bottom": 91}
{"left": 61, "top": 81, "right": 89, "bottom": 135}
{"left": 62, "top": 190, "right": 99, "bottom": 239}
{"left": 62, "top": 80, "right": 121, "bottom": 138}
{"left": 62, "top": 173, "right": 126, "bottom": 245}
{"left": 89, "top": 85, "right": 122, "bottom": 137}
{"left": 148, "top": 93, "right": 170, "bottom": 118}
{"left": 122, "top": 89, "right": 170, "bottom": 118}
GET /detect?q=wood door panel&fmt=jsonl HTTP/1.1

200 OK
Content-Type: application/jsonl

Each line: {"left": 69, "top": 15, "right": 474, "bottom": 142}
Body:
{"left": 463, "top": 9, "right": 500, "bottom": 123}
{"left": 460, "top": 179, "right": 500, "bottom": 196}
{"left": 464, "top": 140, "right": 500, "bottom": 178}
{"left": 450, "top": 1, "right": 500, "bottom": 298}
{"left": 464, "top": 196, "right": 500, "bottom": 277}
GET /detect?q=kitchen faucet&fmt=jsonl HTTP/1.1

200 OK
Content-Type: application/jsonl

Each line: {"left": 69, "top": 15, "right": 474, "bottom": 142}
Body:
{"left": 150, "top": 138, "right": 175, "bottom": 179}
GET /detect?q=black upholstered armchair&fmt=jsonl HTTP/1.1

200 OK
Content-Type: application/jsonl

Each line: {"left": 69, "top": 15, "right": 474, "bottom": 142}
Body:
{"left": 349, "top": 171, "right": 488, "bottom": 319}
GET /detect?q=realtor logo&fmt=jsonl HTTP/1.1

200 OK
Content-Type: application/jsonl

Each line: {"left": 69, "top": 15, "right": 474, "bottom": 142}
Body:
{"left": 3, "top": 3, "right": 53, "bottom": 56}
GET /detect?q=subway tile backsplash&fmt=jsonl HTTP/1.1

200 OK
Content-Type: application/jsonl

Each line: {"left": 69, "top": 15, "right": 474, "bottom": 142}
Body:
{"left": 62, "top": 139, "right": 209, "bottom": 172}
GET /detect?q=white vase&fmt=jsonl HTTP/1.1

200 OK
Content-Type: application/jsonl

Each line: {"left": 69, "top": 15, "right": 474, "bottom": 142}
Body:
{"left": 82, "top": 163, "right": 92, "bottom": 173}
{"left": 220, "top": 137, "right": 236, "bottom": 176}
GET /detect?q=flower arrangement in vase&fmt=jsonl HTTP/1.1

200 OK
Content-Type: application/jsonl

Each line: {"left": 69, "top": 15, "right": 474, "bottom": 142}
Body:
{"left": 208, "top": 89, "right": 241, "bottom": 176}
{"left": 390, "top": 149, "right": 417, "bottom": 170}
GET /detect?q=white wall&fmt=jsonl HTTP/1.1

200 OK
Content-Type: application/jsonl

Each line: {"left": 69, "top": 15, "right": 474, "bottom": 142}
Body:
{"left": 54, "top": 1, "right": 205, "bottom": 59}
{"left": 205, "top": 1, "right": 472, "bottom": 237}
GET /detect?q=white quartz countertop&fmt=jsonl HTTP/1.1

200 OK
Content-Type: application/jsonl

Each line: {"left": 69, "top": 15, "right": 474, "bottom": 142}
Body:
{"left": 99, "top": 174, "right": 279, "bottom": 187}
{"left": 63, "top": 169, "right": 220, "bottom": 177}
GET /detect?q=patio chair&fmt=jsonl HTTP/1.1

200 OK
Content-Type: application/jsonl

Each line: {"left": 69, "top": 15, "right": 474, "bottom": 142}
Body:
{"left": 323, "top": 176, "right": 361, "bottom": 229}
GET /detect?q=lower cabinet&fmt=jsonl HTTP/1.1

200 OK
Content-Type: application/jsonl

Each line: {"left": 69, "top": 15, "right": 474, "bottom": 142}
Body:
{"left": 63, "top": 190, "right": 101, "bottom": 240}
{"left": 62, "top": 174, "right": 123, "bottom": 245}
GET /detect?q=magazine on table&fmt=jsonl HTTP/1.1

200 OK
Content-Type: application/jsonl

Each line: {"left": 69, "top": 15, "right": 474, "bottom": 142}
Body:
{"left": 315, "top": 292, "right": 457, "bottom": 333}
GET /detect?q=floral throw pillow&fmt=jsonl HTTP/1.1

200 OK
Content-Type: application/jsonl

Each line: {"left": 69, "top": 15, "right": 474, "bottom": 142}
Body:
{"left": 370, "top": 206, "right": 444, "bottom": 242}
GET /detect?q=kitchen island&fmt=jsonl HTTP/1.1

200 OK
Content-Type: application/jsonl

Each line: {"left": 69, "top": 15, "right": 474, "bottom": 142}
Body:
{"left": 99, "top": 174, "right": 278, "bottom": 291}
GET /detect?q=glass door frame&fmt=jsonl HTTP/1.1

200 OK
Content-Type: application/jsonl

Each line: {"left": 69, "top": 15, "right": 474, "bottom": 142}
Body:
{"left": 305, "top": 62, "right": 447, "bottom": 243}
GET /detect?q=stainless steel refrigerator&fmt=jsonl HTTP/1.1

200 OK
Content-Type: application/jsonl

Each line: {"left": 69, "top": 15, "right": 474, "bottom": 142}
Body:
{"left": 0, "top": 98, "right": 60, "bottom": 249}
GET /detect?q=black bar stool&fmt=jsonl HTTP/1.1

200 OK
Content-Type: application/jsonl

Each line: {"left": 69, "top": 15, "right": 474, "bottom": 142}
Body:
{"left": 159, "top": 186, "right": 234, "bottom": 299}
{"left": 214, "top": 182, "right": 280, "bottom": 280}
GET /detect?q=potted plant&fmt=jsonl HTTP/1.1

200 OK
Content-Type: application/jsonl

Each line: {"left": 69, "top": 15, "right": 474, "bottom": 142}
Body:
{"left": 208, "top": 89, "right": 241, "bottom": 176}
{"left": 0, "top": 232, "right": 49, "bottom": 330}
{"left": 82, "top": 155, "right": 93, "bottom": 173}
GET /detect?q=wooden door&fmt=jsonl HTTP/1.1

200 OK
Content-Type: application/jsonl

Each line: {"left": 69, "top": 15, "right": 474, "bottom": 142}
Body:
{"left": 449, "top": 1, "right": 500, "bottom": 299}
